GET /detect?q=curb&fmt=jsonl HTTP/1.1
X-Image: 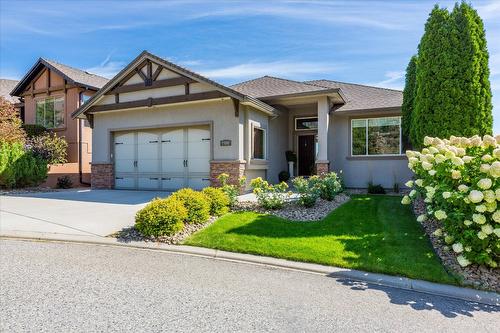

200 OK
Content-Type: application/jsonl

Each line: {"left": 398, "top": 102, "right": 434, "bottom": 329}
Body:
{"left": 1, "top": 231, "right": 498, "bottom": 307}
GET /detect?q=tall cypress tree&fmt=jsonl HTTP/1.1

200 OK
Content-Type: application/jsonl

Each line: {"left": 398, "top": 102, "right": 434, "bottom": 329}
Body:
{"left": 412, "top": 5, "right": 453, "bottom": 147}
{"left": 411, "top": 2, "right": 493, "bottom": 147}
{"left": 402, "top": 55, "right": 417, "bottom": 146}
{"left": 450, "top": 2, "right": 492, "bottom": 136}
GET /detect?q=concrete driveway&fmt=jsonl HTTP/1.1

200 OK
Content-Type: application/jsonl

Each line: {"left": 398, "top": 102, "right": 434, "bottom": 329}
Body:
{"left": 0, "top": 189, "right": 170, "bottom": 237}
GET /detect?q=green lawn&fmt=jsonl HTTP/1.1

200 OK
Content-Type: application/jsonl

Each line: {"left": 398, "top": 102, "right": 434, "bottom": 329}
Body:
{"left": 184, "top": 195, "right": 457, "bottom": 284}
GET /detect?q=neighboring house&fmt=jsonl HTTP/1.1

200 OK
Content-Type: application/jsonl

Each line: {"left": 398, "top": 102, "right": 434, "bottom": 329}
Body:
{"left": 0, "top": 79, "right": 24, "bottom": 119}
{"left": 10, "top": 59, "right": 109, "bottom": 187}
{"left": 73, "top": 50, "right": 411, "bottom": 190}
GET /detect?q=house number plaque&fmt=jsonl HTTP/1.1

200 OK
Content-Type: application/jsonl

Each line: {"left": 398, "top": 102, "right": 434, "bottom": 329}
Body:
{"left": 220, "top": 139, "right": 232, "bottom": 147}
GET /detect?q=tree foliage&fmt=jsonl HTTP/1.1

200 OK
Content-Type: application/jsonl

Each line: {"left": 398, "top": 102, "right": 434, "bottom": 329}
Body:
{"left": 402, "top": 55, "right": 417, "bottom": 143}
{"left": 409, "top": 3, "right": 492, "bottom": 148}
{"left": 0, "top": 97, "right": 25, "bottom": 144}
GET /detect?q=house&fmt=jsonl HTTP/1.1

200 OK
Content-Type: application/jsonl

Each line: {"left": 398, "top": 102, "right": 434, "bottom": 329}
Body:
{"left": 0, "top": 79, "right": 24, "bottom": 119}
{"left": 73, "top": 51, "right": 411, "bottom": 190}
{"left": 10, "top": 59, "right": 109, "bottom": 186}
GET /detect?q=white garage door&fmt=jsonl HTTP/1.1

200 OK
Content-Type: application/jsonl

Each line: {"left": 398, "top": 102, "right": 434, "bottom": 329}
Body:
{"left": 114, "top": 126, "right": 211, "bottom": 190}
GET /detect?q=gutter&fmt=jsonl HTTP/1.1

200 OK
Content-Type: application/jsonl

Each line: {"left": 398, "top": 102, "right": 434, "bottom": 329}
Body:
{"left": 78, "top": 92, "right": 91, "bottom": 186}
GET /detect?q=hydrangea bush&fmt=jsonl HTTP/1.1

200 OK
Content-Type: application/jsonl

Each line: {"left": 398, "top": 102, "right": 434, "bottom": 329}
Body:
{"left": 250, "top": 177, "right": 290, "bottom": 209}
{"left": 401, "top": 135, "right": 500, "bottom": 268}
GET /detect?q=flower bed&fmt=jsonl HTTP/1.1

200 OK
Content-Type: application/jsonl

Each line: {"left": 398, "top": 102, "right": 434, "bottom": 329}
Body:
{"left": 401, "top": 135, "right": 499, "bottom": 270}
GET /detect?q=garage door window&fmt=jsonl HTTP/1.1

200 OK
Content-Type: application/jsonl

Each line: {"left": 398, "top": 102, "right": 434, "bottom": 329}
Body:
{"left": 253, "top": 127, "right": 266, "bottom": 160}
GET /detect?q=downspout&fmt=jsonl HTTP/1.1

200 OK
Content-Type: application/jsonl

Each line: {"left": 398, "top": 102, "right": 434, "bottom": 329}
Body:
{"left": 78, "top": 92, "right": 91, "bottom": 186}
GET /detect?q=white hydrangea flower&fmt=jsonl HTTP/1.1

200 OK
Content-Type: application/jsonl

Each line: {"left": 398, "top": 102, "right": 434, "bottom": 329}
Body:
{"left": 415, "top": 179, "right": 424, "bottom": 187}
{"left": 473, "top": 213, "right": 486, "bottom": 224}
{"left": 452, "top": 243, "right": 464, "bottom": 253}
{"left": 481, "top": 224, "right": 494, "bottom": 235}
{"left": 423, "top": 136, "right": 433, "bottom": 146}
{"left": 462, "top": 156, "right": 473, "bottom": 163}
{"left": 496, "top": 189, "right": 500, "bottom": 201}
{"left": 409, "top": 190, "right": 417, "bottom": 197}
{"left": 442, "top": 192, "right": 452, "bottom": 199}
{"left": 429, "top": 146, "right": 439, "bottom": 154}
{"left": 444, "top": 235, "right": 454, "bottom": 244}
{"left": 451, "top": 170, "right": 461, "bottom": 179}
{"left": 464, "top": 219, "right": 473, "bottom": 226}
{"left": 405, "top": 180, "right": 414, "bottom": 187}
{"left": 445, "top": 150, "right": 455, "bottom": 159}
{"left": 433, "top": 228, "right": 443, "bottom": 237}
{"left": 492, "top": 211, "right": 500, "bottom": 223}
{"left": 401, "top": 196, "right": 411, "bottom": 205}
{"left": 432, "top": 137, "right": 444, "bottom": 146}
{"left": 422, "top": 161, "right": 433, "bottom": 170}
{"left": 428, "top": 170, "right": 436, "bottom": 176}
{"left": 468, "top": 190, "right": 484, "bottom": 203}
{"left": 480, "top": 164, "right": 491, "bottom": 173}
{"left": 493, "top": 148, "right": 500, "bottom": 159}
{"left": 496, "top": 134, "right": 500, "bottom": 144}
{"left": 434, "top": 154, "right": 446, "bottom": 164}
{"left": 486, "top": 201, "right": 497, "bottom": 212}
{"left": 489, "top": 161, "right": 500, "bottom": 178}
{"left": 477, "top": 231, "right": 487, "bottom": 240}
{"left": 434, "top": 210, "right": 447, "bottom": 220}
{"left": 464, "top": 197, "right": 471, "bottom": 204}
{"left": 465, "top": 246, "right": 472, "bottom": 252}
{"left": 483, "top": 190, "right": 496, "bottom": 203}
{"left": 477, "top": 178, "right": 492, "bottom": 190}
{"left": 494, "top": 228, "right": 500, "bottom": 238}
{"left": 458, "top": 184, "right": 469, "bottom": 193}
{"left": 417, "top": 214, "right": 427, "bottom": 222}
{"left": 406, "top": 151, "right": 416, "bottom": 158}
{"left": 476, "top": 205, "right": 486, "bottom": 213}
{"left": 422, "top": 148, "right": 430, "bottom": 155}
{"left": 482, "top": 154, "right": 493, "bottom": 162}
{"left": 456, "top": 148, "right": 466, "bottom": 156}
{"left": 451, "top": 156, "right": 464, "bottom": 166}
{"left": 471, "top": 136, "right": 482, "bottom": 147}
{"left": 457, "top": 255, "right": 471, "bottom": 267}
{"left": 482, "top": 135, "right": 496, "bottom": 147}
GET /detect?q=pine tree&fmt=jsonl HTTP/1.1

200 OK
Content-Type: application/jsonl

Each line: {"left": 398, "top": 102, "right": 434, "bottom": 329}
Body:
{"left": 401, "top": 55, "right": 417, "bottom": 145}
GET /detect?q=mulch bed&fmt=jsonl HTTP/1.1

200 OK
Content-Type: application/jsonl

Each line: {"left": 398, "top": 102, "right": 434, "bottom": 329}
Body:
{"left": 413, "top": 198, "right": 499, "bottom": 292}
{"left": 233, "top": 193, "right": 351, "bottom": 221}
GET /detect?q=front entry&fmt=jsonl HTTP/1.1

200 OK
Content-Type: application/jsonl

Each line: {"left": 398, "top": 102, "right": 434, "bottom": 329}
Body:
{"left": 298, "top": 134, "right": 316, "bottom": 176}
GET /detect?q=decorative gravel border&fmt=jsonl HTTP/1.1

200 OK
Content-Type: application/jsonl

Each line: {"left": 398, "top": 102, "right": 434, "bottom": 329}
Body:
{"left": 413, "top": 198, "right": 499, "bottom": 292}
{"left": 0, "top": 187, "right": 60, "bottom": 196}
{"left": 233, "top": 193, "right": 351, "bottom": 221}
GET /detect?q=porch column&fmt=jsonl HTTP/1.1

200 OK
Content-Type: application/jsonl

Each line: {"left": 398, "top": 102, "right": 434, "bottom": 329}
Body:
{"left": 316, "top": 96, "right": 330, "bottom": 175}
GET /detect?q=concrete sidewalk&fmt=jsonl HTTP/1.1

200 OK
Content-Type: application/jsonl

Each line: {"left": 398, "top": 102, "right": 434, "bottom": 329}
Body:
{"left": 1, "top": 230, "right": 498, "bottom": 307}
{"left": 0, "top": 189, "right": 170, "bottom": 237}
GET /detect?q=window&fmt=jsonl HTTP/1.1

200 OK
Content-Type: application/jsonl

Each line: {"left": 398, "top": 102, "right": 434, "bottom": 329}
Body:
{"left": 80, "top": 93, "right": 91, "bottom": 106}
{"left": 253, "top": 127, "right": 266, "bottom": 159}
{"left": 36, "top": 97, "right": 64, "bottom": 128}
{"left": 351, "top": 116, "right": 401, "bottom": 156}
{"left": 295, "top": 117, "right": 318, "bottom": 130}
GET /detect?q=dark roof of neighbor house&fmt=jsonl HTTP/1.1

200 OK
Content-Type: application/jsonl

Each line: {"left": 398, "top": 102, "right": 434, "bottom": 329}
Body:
{"left": 10, "top": 58, "right": 109, "bottom": 96}
{"left": 0, "top": 79, "right": 21, "bottom": 103}
{"left": 231, "top": 76, "right": 402, "bottom": 111}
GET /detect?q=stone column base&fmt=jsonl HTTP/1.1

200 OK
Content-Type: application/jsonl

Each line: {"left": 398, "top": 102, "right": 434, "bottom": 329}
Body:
{"left": 315, "top": 161, "right": 330, "bottom": 176}
{"left": 91, "top": 163, "right": 114, "bottom": 189}
{"left": 210, "top": 160, "right": 246, "bottom": 187}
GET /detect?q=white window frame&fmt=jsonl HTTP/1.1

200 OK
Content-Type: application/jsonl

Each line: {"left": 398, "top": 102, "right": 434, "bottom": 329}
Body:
{"left": 35, "top": 95, "right": 65, "bottom": 129}
{"left": 350, "top": 116, "right": 402, "bottom": 156}
{"left": 252, "top": 125, "right": 267, "bottom": 160}
{"left": 295, "top": 116, "right": 318, "bottom": 131}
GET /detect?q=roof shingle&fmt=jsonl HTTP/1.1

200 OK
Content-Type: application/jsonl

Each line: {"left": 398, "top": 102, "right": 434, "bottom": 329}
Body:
{"left": 0, "top": 79, "right": 21, "bottom": 103}
{"left": 230, "top": 76, "right": 327, "bottom": 98}
{"left": 43, "top": 59, "right": 109, "bottom": 89}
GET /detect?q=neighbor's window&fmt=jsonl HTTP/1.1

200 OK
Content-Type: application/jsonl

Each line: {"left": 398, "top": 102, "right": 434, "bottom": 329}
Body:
{"left": 295, "top": 117, "right": 318, "bottom": 130}
{"left": 351, "top": 116, "right": 401, "bottom": 156}
{"left": 253, "top": 127, "right": 266, "bottom": 159}
{"left": 36, "top": 97, "right": 64, "bottom": 128}
{"left": 80, "top": 93, "right": 91, "bottom": 106}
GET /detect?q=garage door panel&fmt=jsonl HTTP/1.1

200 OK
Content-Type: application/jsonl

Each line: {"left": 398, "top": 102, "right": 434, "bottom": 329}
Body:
{"left": 188, "top": 177, "right": 210, "bottom": 190}
{"left": 115, "top": 132, "right": 135, "bottom": 173}
{"left": 161, "top": 177, "right": 185, "bottom": 191}
{"left": 115, "top": 176, "right": 135, "bottom": 189}
{"left": 138, "top": 176, "right": 160, "bottom": 190}
{"left": 187, "top": 127, "right": 210, "bottom": 174}
{"left": 137, "top": 132, "right": 160, "bottom": 173}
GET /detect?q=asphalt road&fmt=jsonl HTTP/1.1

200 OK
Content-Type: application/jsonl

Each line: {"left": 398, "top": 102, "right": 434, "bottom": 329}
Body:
{"left": 1, "top": 239, "right": 498, "bottom": 332}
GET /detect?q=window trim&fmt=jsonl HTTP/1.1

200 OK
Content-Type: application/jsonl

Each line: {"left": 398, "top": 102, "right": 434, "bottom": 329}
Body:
{"left": 295, "top": 116, "right": 318, "bottom": 131}
{"left": 350, "top": 116, "right": 402, "bottom": 157}
{"left": 35, "top": 95, "right": 65, "bottom": 129}
{"left": 251, "top": 125, "right": 267, "bottom": 160}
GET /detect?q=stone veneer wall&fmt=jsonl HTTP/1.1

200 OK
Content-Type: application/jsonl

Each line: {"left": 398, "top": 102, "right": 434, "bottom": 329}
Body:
{"left": 210, "top": 160, "right": 246, "bottom": 187}
{"left": 315, "top": 161, "right": 330, "bottom": 176}
{"left": 91, "top": 163, "right": 114, "bottom": 189}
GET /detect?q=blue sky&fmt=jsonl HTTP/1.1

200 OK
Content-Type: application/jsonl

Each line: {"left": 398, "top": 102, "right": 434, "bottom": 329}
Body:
{"left": 1, "top": 0, "right": 499, "bottom": 132}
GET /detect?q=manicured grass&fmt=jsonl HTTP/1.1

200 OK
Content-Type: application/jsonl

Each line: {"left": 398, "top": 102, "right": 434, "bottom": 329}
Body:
{"left": 185, "top": 195, "right": 456, "bottom": 284}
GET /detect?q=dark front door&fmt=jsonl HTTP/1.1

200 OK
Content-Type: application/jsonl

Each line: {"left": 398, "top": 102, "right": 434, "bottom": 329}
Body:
{"left": 298, "top": 135, "right": 316, "bottom": 176}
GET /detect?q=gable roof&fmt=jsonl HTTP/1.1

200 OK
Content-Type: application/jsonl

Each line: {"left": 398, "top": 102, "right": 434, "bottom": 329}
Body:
{"left": 10, "top": 58, "right": 109, "bottom": 96}
{"left": 305, "top": 80, "right": 402, "bottom": 112}
{"left": 72, "top": 51, "right": 278, "bottom": 118}
{"left": 230, "top": 76, "right": 328, "bottom": 99}
{"left": 0, "top": 79, "right": 21, "bottom": 104}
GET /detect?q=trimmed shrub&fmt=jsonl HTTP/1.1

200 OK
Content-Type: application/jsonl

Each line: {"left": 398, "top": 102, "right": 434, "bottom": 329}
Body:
{"left": 250, "top": 177, "right": 290, "bottom": 209}
{"left": 292, "top": 176, "right": 321, "bottom": 208}
{"left": 135, "top": 197, "right": 187, "bottom": 237}
{"left": 26, "top": 133, "right": 68, "bottom": 165}
{"left": 202, "top": 187, "right": 230, "bottom": 216}
{"left": 319, "top": 172, "right": 343, "bottom": 200}
{"left": 217, "top": 173, "right": 246, "bottom": 207}
{"left": 0, "top": 97, "right": 25, "bottom": 144}
{"left": 278, "top": 171, "right": 290, "bottom": 182}
{"left": 57, "top": 175, "right": 73, "bottom": 189}
{"left": 368, "top": 183, "right": 386, "bottom": 194}
{"left": 402, "top": 135, "right": 499, "bottom": 268}
{"left": 0, "top": 141, "right": 48, "bottom": 188}
{"left": 22, "top": 124, "right": 47, "bottom": 138}
{"left": 171, "top": 188, "right": 210, "bottom": 224}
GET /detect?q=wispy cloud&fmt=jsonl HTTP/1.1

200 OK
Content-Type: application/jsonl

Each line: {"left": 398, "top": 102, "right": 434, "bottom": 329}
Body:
{"left": 368, "top": 71, "right": 405, "bottom": 90}
{"left": 199, "top": 61, "right": 342, "bottom": 80}
{"left": 86, "top": 52, "right": 125, "bottom": 78}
